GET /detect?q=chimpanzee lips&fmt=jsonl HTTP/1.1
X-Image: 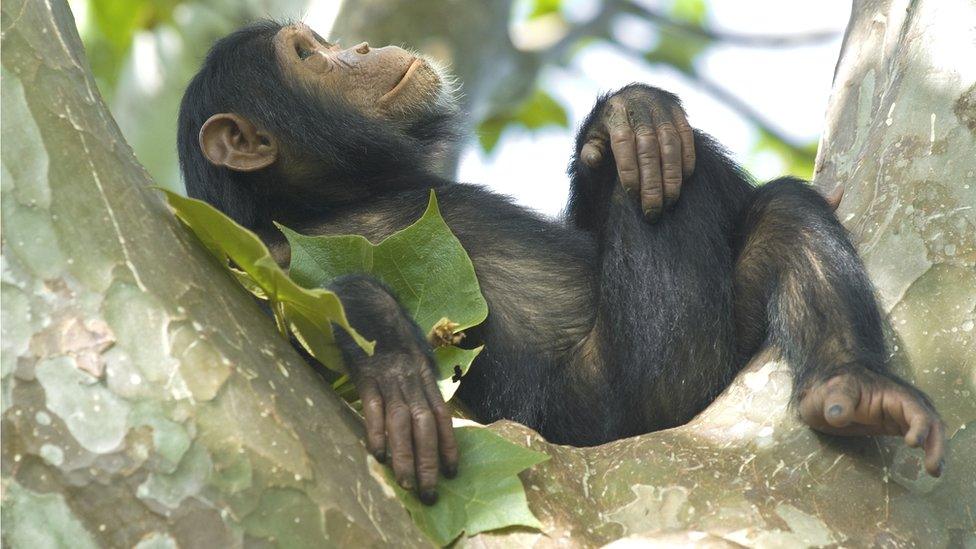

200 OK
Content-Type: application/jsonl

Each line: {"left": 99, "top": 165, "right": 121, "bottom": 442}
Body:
{"left": 380, "top": 57, "right": 422, "bottom": 102}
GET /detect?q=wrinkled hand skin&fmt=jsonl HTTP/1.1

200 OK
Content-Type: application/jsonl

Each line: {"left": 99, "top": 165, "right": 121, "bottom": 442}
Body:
{"left": 330, "top": 275, "right": 459, "bottom": 504}
{"left": 353, "top": 348, "right": 459, "bottom": 505}
{"left": 580, "top": 85, "right": 696, "bottom": 221}
{"left": 799, "top": 369, "right": 947, "bottom": 477}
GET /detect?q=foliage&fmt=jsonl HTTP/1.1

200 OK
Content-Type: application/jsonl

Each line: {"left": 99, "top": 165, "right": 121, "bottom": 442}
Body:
{"left": 528, "top": 0, "right": 562, "bottom": 19}
{"left": 643, "top": 0, "right": 711, "bottom": 75}
{"left": 159, "top": 189, "right": 374, "bottom": 370}
{"left": 161, "top": 188, "right": 545, "bottom": 545}
{"left": 752, "top": 129, "right": 818, "bottom": 180}
{"left": 386, "top": 425, "right": 549, "bottom": 546}
{"left": 79, "top": 0, "right": 181, "bottom": 94}
{"left": 281, "top": 190, "right": 487, "bottom": 399}
{"left": 478, "top": 89, "right": 570, "bottom": 153}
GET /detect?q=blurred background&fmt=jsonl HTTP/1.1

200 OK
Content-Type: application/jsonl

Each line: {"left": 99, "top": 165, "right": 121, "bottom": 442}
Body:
{"left": 69, "top": 0, "right": 850, "bottom": 216}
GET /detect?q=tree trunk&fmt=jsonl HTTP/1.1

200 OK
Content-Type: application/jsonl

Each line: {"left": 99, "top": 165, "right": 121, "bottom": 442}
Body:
{"left": 2, "top": 0, "right": 973, "bottom": 548}
{"left": 1, "top": 1, "right": 426, "bottom": 546}
{"left": 814, "top": 0, "right": 976, "bottom": 435}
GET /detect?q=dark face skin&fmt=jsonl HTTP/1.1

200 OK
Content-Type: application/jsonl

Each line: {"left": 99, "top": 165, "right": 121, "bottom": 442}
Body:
{"left": 198, "top": 23, "right": 446, "bottom": 175}
{"left": 274, "top": 23, "right": 444, "bottom": 118}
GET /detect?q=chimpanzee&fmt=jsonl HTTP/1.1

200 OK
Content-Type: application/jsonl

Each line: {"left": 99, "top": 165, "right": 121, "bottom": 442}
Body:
{"left": 177, "top": 21, "right": 945, "bottom": 504}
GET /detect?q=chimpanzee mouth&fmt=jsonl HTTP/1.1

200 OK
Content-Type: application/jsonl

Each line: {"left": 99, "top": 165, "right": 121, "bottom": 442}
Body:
{"left": 380, "top": 57, "right": 422, "bottom": 102}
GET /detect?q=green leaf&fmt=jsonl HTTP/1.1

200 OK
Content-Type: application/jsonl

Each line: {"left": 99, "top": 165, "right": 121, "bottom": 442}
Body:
{"left": 642, "top": 0, "right": 711, "bottom": 74}
{"left": 752, "top": 129, "right": 818, "bottom": 180}
{"left": 282, "top": 190, "right": 488, "bottom": 335}
{"left": 477, "top": 116, "right": 507, "bottom": 153}
{"left": 434, "top": 345, "right": 483, "bottom": 401}
{"left": 671, "top": 0, "right": 708, "bottom": 25}
{"left": 158, "top": 189, "right": 374, "bottom": 371}
{"left": 529, "top": 0, "right": 563, "bottom": 19}
{"left": 386, "top": 426, "right": 549, "bottom": 546}
{"left": 85, "top": 0, "right": 181, "bottom": 90}
{"left": 644, "top": 30, "right": 709, "bottom": 74}
{"left": 281, "top": 190, "right": 488, "bottom": 396}
{"left": 477, "top": 90, "right": 569, "bottom": 153}
{"left": 516, "top": 89, "right": 569, "bottom": 130}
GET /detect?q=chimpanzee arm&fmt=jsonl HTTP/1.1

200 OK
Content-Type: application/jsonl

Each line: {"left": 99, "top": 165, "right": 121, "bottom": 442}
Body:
{"left": 567, "top": 84, "right": 696, "bottom": 232}
{"left": 731, "top": 179, "right": 946, "bottom": 476}
{"left": 328, "top": 274, "right": 458, "bottom": 504}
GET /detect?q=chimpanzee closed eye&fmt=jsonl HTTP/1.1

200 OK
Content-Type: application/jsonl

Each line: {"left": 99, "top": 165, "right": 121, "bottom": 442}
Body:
{"left": 177, "top": 21, "right": 946, "bottom": 504}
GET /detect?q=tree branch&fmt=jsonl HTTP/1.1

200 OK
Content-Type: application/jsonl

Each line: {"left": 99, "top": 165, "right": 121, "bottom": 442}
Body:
{"left": 616, "top": 0, "right": 841, "bottom": 47}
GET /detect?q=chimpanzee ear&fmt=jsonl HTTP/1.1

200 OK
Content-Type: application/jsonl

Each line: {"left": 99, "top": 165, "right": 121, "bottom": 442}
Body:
{"left": 199, "top": 113, "right": 278, "bottom": 172}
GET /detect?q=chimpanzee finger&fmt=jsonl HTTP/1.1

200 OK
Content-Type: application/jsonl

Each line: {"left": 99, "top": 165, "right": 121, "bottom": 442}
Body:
{"left": 580, "top": 139, "right": 606, "bottom": 168}
{"left": 923, "top": 417, "right": 946, "bottom": 477}
{"left": 904, "top": 413, "right": 929, "bottom": 448}
{"left": 649, "top": 105, "right": 681, "bottom": 209}
{"left": 671, "top": 104, "right": 696, "bottom": 179}
{"left": 419, "top": 366, "right": 459, "bottom": 478}
{"left": 627, "top": 107, "right": 663, "bottom": 220}
{"left": 403, "top": 377, "right": 440, "bottom": 505}
{"left": 604, "top": 98, "right": 640, "bottom": 199}
{"left": 821, "top": 375, "right": 860, "bottom": 428}
{"left": 384, "top": 387, "right": 416, "bottom": 491}
{"left": 358, "top": 378, "right": 387, "bottom": 462}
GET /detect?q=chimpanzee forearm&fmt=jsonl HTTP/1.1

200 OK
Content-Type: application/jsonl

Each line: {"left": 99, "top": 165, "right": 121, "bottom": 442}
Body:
{"left": 329, "top": 274, "right": 431, "bottom": 362}
{"left": 327, "top": 274, "right": 458, "bottom": 504}
{"left": 567, "top": 92, "right": 617, "bottom": 233}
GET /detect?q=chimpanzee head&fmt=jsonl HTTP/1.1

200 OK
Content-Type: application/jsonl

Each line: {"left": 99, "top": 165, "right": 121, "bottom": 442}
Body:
{"left": 177, "top": 21, "right": 459, "bottom": 228}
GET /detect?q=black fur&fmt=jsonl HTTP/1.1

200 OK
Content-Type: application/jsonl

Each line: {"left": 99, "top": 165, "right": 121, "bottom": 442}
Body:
{"left": 179, "top": 25, "right": 911, "bottom": 446}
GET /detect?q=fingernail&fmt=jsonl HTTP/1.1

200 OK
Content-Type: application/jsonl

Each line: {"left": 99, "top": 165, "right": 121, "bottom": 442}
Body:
{"left": 399, "top": 477, "right": 415, "bottom": 490}
{"left": 443, "top": 464, "right": 458, "bottom": 479}
{"left": 828, "top": 405, "right": 843, "bottom": 417}
{"left": 419, "top": 490, "right": 439, "bottom": 506}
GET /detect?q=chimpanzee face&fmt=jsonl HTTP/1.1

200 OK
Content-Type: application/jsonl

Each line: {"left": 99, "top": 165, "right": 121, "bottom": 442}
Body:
{"left": 182, "top": 20, "right": 459, "bottom": 225}
{"left": 273, "top": 23, "right": 445, "bottom": 120}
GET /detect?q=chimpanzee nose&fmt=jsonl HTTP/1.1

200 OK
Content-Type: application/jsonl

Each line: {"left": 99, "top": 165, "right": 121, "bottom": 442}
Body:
{"left": 355, "top": 42, "right": 370, "bottom": 54}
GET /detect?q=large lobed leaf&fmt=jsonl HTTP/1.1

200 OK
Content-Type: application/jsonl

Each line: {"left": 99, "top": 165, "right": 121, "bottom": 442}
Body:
{"left": 158, "top": 189, "right": 374, "bottom": 370}
{"left": 280, "top": 190, "right": 487, "bottom": 398}
{"left": 385, "top": 425, "right": 550, "bottom": 546}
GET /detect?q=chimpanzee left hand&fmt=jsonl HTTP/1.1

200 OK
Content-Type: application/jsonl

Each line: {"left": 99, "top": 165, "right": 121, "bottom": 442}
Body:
{"left": 580, "top": 85, "right": 696, "bottom": 221}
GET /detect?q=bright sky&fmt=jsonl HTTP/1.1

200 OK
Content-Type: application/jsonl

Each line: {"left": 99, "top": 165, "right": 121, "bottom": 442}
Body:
{"left": 447, "top": 0, "right": 851, "bottom": 216}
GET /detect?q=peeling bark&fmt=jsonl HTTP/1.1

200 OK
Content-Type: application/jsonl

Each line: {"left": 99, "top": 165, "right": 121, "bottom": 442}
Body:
{"left": 1, "top": 1, "right": 426, "bottom": 546}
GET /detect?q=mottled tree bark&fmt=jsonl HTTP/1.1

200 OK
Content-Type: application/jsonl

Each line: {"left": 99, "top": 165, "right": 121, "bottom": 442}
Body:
{"left": 1, "top": 1, "right": 426, "bottom": 546}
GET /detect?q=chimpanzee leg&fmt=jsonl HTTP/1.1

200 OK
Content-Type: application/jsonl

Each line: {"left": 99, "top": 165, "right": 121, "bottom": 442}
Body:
{"left": 731, "top": 178, "right": 945, "bottom": 476}
{"left": 567, "top": 132, "right": 752, "bottom": 437}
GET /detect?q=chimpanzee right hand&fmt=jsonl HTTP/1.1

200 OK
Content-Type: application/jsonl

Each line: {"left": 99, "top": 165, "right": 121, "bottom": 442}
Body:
{"left": 579, "top": 84, "right": 696, "bottom": 221}
{"left": 352, "top": 347, "right": 459, "bottom": 505}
